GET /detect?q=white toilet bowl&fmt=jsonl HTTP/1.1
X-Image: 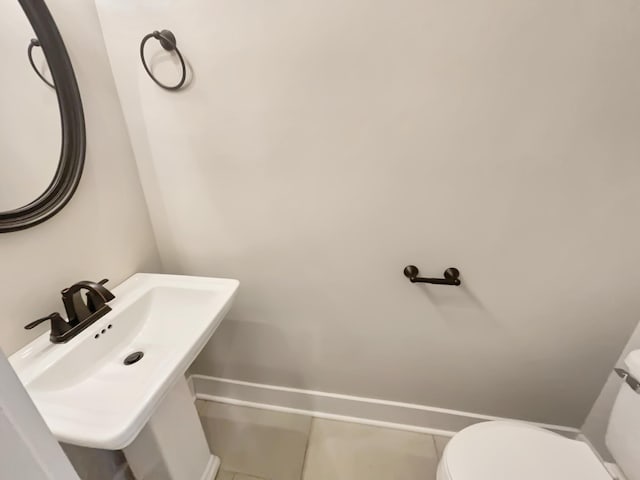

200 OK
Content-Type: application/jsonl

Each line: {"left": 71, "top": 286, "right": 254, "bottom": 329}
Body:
{"left": 436, "top": 421, "right": 613, "bottom": 480}
{"left": 438, "top": 352, "right": 640, "bottom": 480}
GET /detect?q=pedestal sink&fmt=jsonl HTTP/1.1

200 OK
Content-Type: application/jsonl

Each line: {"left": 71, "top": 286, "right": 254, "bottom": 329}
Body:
{"left": 10, "top": 273, "right": 239, "bottom": 480}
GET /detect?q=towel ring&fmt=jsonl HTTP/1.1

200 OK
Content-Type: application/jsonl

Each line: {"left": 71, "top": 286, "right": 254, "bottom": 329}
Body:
{"left": 28, "top": 38, "right": 55, "bottom": 89}
{"left": 140, "top": 30, "right": 186, "bottom": 91}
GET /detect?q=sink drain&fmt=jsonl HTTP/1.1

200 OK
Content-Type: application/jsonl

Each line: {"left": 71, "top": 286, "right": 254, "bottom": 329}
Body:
{"left": 124, "top": 351, "right": 144, "bottom": 365}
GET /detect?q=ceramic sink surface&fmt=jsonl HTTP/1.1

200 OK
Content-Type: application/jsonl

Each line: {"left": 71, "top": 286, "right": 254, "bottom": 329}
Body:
{"left": 9, "top": 273, "right": 239, "bottom": 450}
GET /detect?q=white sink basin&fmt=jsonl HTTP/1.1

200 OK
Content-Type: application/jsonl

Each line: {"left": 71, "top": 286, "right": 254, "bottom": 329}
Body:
{"left": 10, "top": 273, "right": 239, "bottom": 450}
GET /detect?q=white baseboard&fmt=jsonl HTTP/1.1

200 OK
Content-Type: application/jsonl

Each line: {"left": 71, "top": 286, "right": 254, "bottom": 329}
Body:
{"left": 189, "top": 375, "right": 580, "bottom": 438}
{"left": 200, "top": 455, "right": 219, "bottom": 480}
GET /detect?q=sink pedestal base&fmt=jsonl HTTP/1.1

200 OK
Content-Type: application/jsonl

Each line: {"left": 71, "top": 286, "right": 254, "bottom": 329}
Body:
{"left": 123, "top": 377, "right": 218, "bottom": 480}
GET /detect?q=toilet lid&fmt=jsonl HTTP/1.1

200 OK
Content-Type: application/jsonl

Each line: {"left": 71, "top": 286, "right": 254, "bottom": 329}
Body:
{"left": 441, "top": 421, "right": 612, "bottom": 480}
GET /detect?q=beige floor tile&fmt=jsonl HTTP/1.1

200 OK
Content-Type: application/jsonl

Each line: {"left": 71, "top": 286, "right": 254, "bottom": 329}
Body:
{"left": 198, "top": 400, "right": 311, "bottom": 480}
{"left": 434, "top": 435, "right": 452, "bottom": 459}
{"left": 215, "top": 470, "right": 235, "bottom": 480}
{"left": 233, "top": 475, "right": 267, "bottom": 480}
{"left": 302, "top": 419, "right": 438, "bottom": 480}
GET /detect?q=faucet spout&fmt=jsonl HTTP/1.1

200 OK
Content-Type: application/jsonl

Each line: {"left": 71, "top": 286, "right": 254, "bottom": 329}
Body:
{"left": 61, "top": 278, "right": 115, "bottom": 326}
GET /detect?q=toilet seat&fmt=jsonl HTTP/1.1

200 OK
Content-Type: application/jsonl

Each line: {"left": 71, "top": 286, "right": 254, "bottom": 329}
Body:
{"left": 438, "top": 421, "right": 612, "bottom": 480}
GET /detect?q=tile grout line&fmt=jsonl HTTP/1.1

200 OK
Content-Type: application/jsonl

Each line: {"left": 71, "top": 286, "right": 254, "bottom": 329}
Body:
{"left": 431, "top": 434, "right": 439, "bottom": 461}
{"left": 298, "top": 416, "right": 315, "bottom": 480}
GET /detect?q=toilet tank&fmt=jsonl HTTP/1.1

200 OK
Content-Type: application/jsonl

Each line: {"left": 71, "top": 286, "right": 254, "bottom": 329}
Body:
{"left": 606, "top": 349, "right": 640, "bottom": 480}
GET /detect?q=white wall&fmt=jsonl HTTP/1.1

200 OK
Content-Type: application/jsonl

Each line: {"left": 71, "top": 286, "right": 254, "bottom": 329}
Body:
{"left": 96, "top": 0, "right": 640, "bottom": 427}
{"left": 0, "top": 0, "right": 160, "bottom": 355}
{"left": 582, "top": 322, "right": 640, "bottom": 460}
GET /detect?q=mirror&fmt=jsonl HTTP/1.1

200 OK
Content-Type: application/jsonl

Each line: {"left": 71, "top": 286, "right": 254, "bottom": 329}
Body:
{"left": 0, "top": 3, "right": 59, "bottom": 212}
{"left": 0, "top": 0, "right": 85, "bottom": 233}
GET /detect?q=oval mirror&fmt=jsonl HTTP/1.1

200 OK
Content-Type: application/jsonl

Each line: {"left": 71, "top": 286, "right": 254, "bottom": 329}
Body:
{"left": 0, "top": 0, "right": 85, "bottom": 233}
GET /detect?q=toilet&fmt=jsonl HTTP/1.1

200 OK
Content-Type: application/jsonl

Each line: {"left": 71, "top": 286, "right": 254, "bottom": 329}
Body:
{"left": 437, "top": 349, "right": 640, "bottom": 480}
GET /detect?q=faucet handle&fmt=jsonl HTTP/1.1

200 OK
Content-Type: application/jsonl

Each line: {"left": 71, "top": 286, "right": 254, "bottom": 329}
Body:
{"left": 25, "top": 312, "right": 71, "bottom": 339}
{"left": 25, "top": 312, "right": 60, "bottom": 330}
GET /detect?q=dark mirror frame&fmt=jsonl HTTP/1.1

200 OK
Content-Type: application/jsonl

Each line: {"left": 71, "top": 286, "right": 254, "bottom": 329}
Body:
{"left": 0, "top": 0, "right": 86, "bottom": 233}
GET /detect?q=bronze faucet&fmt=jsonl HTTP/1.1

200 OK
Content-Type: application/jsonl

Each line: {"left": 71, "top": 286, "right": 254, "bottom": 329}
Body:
{"left": 61, "top": 279, "right": 115, "bottom": 326}
{"left": 25, "top": 279, "right": 115, "bottom": 343}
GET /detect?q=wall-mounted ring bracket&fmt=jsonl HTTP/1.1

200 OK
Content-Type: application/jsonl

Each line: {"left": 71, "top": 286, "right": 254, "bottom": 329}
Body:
{"left": 156, "top": 30, "right": 177, "bottom": 51}
{"left": 139, "top": 29, "right": 187, "bottom": 91}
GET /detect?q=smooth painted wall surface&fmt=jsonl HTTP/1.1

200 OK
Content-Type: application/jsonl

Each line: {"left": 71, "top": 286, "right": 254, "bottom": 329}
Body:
{"left": 582, "top": 321, "right": 640, "bottom": 460}
{"left": 96, "top": 0, "right": 640, "bottom": 427}
{"left": 0, "top": 0, "right": 160, "bottom": 355}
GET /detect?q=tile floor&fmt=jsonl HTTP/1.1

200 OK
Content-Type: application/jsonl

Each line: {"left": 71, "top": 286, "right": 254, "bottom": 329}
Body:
{"left": 196, "top": 400, "right": 451, "bottom": 480}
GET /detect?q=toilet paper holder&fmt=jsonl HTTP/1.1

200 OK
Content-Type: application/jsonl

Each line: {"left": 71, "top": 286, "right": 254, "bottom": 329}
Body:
{"left": 403, "top": 265, "right": 461, "bottom": 286}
